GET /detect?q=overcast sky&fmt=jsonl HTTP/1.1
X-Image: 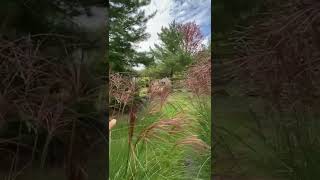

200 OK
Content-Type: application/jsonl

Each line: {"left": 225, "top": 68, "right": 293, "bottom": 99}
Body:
{"left": 73, "top": 1, "right": 211, "bottom": 51}
{"left": 136, "top": 0, "right": 211, "bottom": 52}
{"left": 72, "top": 2, "right": 211, "bottom": 71}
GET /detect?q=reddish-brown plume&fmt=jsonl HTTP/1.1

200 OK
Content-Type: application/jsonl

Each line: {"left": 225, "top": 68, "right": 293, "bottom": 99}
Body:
{"left": 185, "top": 52, "right": 211, "bottom": 96}
{"left": 128, "top": 105, "right": 137, "bottom": 146}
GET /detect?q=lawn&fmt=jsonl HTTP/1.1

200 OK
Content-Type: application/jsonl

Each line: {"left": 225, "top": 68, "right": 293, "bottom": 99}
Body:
{"left": 109, "top": 92, "right": 211, "bottom": 180}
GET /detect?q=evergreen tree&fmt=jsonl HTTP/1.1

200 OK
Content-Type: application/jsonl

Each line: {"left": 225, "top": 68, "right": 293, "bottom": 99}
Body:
{"left": 152, "top": 21, "right": 183, "bottom": 60}
{"left": 0, "top": 0, "right": 105, "bottom": 37}
{"left": 150, "top": 21, "right": 196, "bottom": 77}
{"left": 108, "top": 0, "right": 155, "bottom": 72}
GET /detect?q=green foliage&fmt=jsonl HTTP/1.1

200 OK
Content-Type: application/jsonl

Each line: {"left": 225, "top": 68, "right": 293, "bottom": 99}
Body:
{"left": 140, "top": 65, "right": 164, "bottom": 79}
{"left": 190, "top": 97, "right": 211, "bottom": 146}
{"left": 148, "top": 21, "right": 194, "bottom": 78}
{"left": 136, "top": 76, "right": 150, "bottom": 89}
{"left": 109, "top": 0, "right": 155, "bottom": 72}
{"left": 0, "top": 0, "right": 105, "bottom": 36}
{"left": 152, "top": 21, "right": 183, "bottom": 57}
{"left": 110, "top": 93, "right": 211, "bottom": 179}
{"left": 110, "top": 99, "right": 186, "bottom": 179}
{"left": 181, "top": 94, "right": 211, "bottom": 179}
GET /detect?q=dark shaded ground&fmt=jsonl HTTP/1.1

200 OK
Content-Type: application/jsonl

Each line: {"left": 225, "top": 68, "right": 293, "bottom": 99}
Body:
{"left": 213, "top": 86, "right": 286, "bottom": 180}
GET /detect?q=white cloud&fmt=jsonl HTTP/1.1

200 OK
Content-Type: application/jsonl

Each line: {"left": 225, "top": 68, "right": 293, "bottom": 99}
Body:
{"left": 136, "top": 0, "right": 211, "bottom": 52}
{"left": 173, "top": 0, "right": 211, "bottom": 36}
{"left": 132, "top": 64, "right": 145, "bottom": 71}
{"left": 202, "top": 35, "right": 211, "bottom": 47}
{"left": 136, "top": 0, "right": 174, "bottom": 52}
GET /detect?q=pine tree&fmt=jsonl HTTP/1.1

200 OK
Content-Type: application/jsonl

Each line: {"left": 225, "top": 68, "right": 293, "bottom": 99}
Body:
{"left": 0, "top": 0, "right": 105, "bottom": 37}
{"left": 150, "top": 21, "right": 197, "bottom": 77}
{"left": 108, "top": 0, "right": 155, "bottom": 72}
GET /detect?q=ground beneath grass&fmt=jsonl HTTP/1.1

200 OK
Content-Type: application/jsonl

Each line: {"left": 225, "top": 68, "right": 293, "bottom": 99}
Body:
{"left": 214, "top": 92, "right": 286, "bottom": 180}
{"left": 0, "top": 144, "right": 107, "bottom": 180}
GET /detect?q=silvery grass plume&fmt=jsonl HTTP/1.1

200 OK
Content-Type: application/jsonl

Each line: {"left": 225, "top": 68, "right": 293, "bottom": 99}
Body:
{"left": 176, "top": 135, "right": 210, "bottom": 153}
{"left": 135, "top": 117, "right": 186, "bottom": 146}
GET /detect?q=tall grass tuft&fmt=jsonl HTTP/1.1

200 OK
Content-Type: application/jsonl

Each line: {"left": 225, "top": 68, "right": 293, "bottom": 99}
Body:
{"left": 227, "top": 1, "right": 320, "bottom": 179}
{"left": 109, "top": 101, "right": 190, "bottom": 179}
{"left": 109, "top": 50, "right": 212, "bottom": 179}
{"left": 184, "top": 50, "right": 211, "bottom": 179}
{"left": 0, "top": 35, "right": 107, "bottom": 179}
{"left": 109, "top": 78, "right": 211, "bottom": 179}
